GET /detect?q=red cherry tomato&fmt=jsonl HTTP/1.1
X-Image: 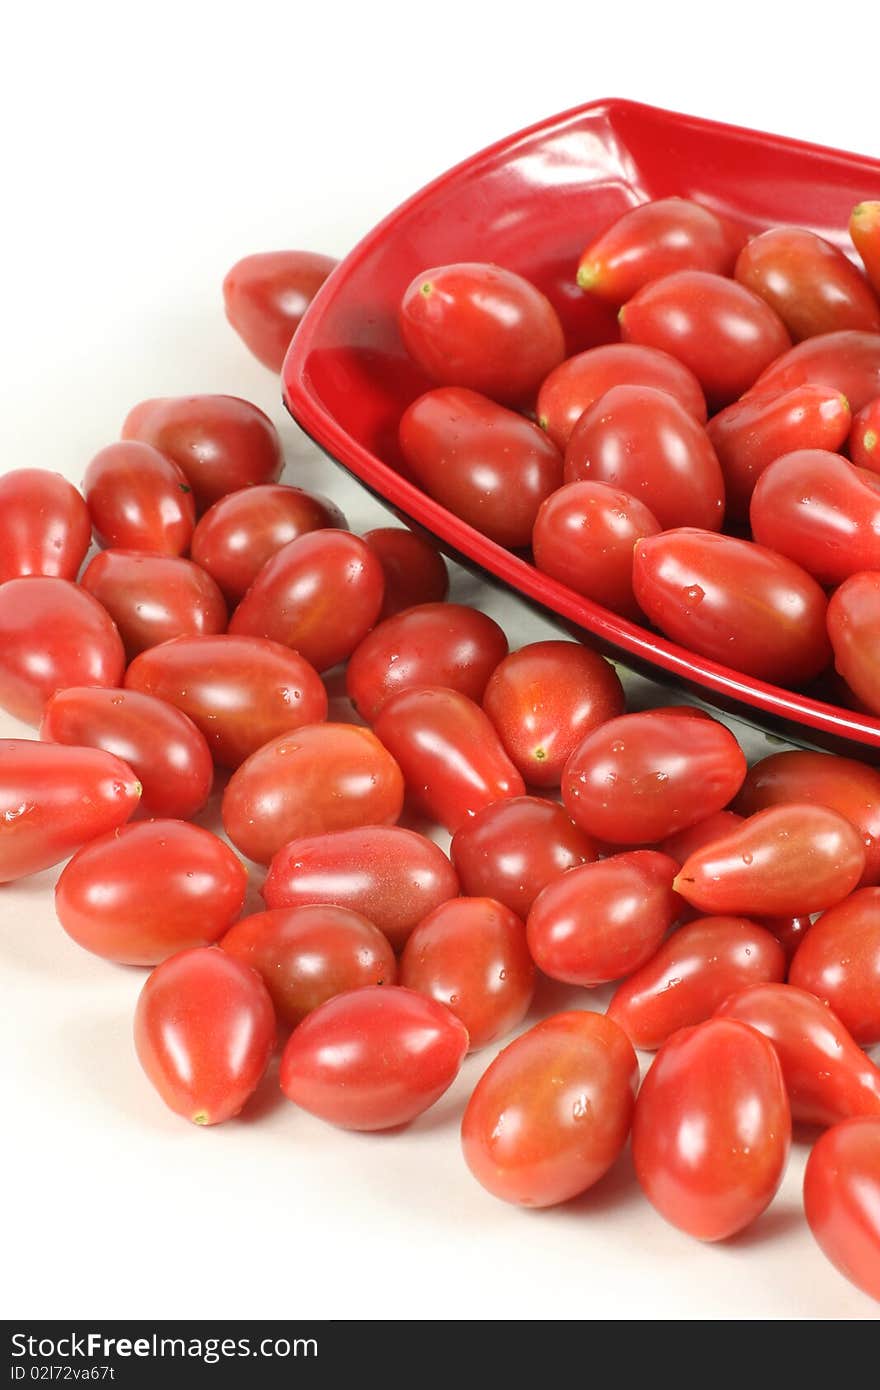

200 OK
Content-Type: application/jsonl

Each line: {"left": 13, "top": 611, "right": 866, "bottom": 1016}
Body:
{"left": 633, "top": 529, "right": 831, "bottom": 686}
{"left": 735, "top": 227, "right": 880, "bottom": 341}
{"left": 346, "top": 602, "right": 507, "bottom": 721}
{"left": 0, "top": 468, "right": 90, "bottom": 582}
{"left": 190, "top": 484, "right": 347, "bottom": 604}
{"left": 707, "top": 385, "right": 851, "bottom": 520}
{"left": 262, "top": 825, "right": 459, "bottom": 952}
{"left": 674, "top": 804, "right": 865, "bottom": 918}
{"left": 122, "top": 394, "right": 284, "bottom": 511}
{"left": 222, "top": 723, "right": 404, "bottom": 865}
{"left": 80, "top": 550, "right": 227, "bottom": 658}
{"left": 372, "top": 686, "right": 524, "bottom": 833}
{"left": 41, "top": 686, "right": 213, "bottom": 820}
{"left": 83, "top": 441, "right": 196, "bottom": 555}
{"left": 55, "top": 820, "right": 247, "bottom": 966}
{"left": 789, "top": 888, "right": 880, "bottom": 1046}
{"left": 827, "top": 571, "right": 880, "bottom": 717}
{"left": 526, "top": 851, "right": 680, "bottom": 988}
{"left": 398, "top": 262, "right": 565, "bottom": 405}
{"left": 850, "top": 202, "right": 880, "bottom": 293}
{"left": 850, "top": 397, "right": 880, "bottom": 472}
{"left": 454, "top": 812, "right": 597, "bottom": 939}
{"left": 221, "top": 904, "right": 396, "bottom": 1028}
{"left": 461, "top": 1010, "right": 638, "bottom": 1207}
{"left": 735, "top": 749, "right": 880, "bottom": 888}
{"left": 482, "top": 640, "right": 624, "bottom": 788}
{"left": 223, "top": 250, "right": 338, "bottom": 372}
{"left": 134, "top": 947, "right": 275, "bottom": 1125}
{"left": 746, "top": 330, "right": 880, "bottom": 414}
{"left": 607, "top": 915, "right": 785, "bottom": 1050}
{"left": 362, "top": 527, "right": 449, "bottom": 619}
{"left": 561, "top": 709, "right": 746, "bottom": 846}
{"left": 620, "top": 270, "right": 791, "bottom": 409}
{"left": 280, "top": 986, "right": 468, "bottom": 1130}
{"left": 398, "top": 388, "right": 562, "bottom": 549}
{"left": 124, "top": 634, "right": 327, "bottom": 769}
{"left": 804, "top": 1117, "right": 880, "bottom": 1303}
{"left": 400, "top": 897, "right": 534, "bottom": 1050}
{"left": 563, "top": 384, "right": 725, "bottom": 531}
{"left": 229, "top": 530, "right": 384, "bottom": 672}
{"left": 716, "top": 983, "right": 880, "bottom": 1128}
{"left": 750, "top": 449, "right": 880, "bottom": 585}
{"left": 576, "top": 197, "right": 742, "bottom": 303}
{"left": 536, "top": 342, "right": 707, "bottom": 451}
{"left": 532, "top": 480, "right": 661, "bottom": 619}
{"left": 0, "top": 740, "right": 140, "bottom": 883}
{"left": 632, "top": 1018, "right": 790, "bottom": 1241}
{"left": 0, "top": 578, "right": 125, "bottom": 725}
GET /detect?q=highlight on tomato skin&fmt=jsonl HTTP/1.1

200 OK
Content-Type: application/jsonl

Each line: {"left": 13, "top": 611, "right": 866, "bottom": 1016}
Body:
{"left": 84, "top": 441, "right": 196, "bottom": 556}
{"left": 80, "top": 549, "right": 228, "bottom": 659}
{"left": 0, "top": 467, "right": 92, "bottom": 582}
{"left": 223, "top": 250, "right": 338, "bottom": 373}
{"left": 803, "top": 1117, "right": 880, "bottom": 1303}
{"left": 734, "top": 226, "right": 880, "bottom": 341}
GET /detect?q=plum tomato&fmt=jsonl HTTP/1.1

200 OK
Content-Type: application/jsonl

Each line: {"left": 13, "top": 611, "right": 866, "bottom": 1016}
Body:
{"left": 620, "top": 270, "right": 792, "bottom": 409}
{"left": 122, "top": 394, "right": 283, "bottom": 511}
{"left": 279, "top": 986, "right": 468, "bottom": 1130}
{"left": 576, "top": 197, "right": 742, "bottom": 303}
{"left": 362, "top": 527, "right": 449, "bottom": 619}
{"left": 632, "top": 529, "right": 831, "bottom": 686}
{"left": 561, "top": 709, "right": 746, "bottom": 846}
{"left": 746, "top": 330, "right": 880, "bottom": 414}
{"left": 707, "top": 385, "right": 851, "bottom": 521}
{"left": 55, "top": 820, "right": 247, "bottom": 966}
{"left": 850, "top": 202, "right": 880, "bottom": 293}
{"left": 400, "top": 897, "right": 534, "bottom": 1050}
{"left": 222, "top": 723, "right": 404, "bottom": 865}
{"left": 735, "top": 749, "right": 880, "bottom": 887}
{"left": 372, "top": 687, "right": 524, "bottom": 833}
{"left": 827, "top": 571, "right": 880, "bottom": 717}
{"left": 229, "top": 529, "right": 384, "bottom": 672}
{"left": 0, "top": 578, "right": 125, "bottom": 725}
{"left": 262, "top": 825, "right": 459, "bottom": 952}
{"left": 563, "top": 384, "right": 725, "bottom": 531}
{"left": 221, "top": 904, "right": 396, "bottom": 1028}
{"left": 536, "top": 342, "right": 707, "bottom": 451}
{"left": 850, "top": 397, "right": 880, "bottom": 472}
{"left": 345, "top": 602, "right": 507, "bottom": 722}
{"left": 134, "top": 947, "right": 275, "bottom": 1125}
{"left": 223, "top": 250, "right": 338, "bottom": 372}
{"left": 41, "top": 686, "right": 213, "bottom": 820}
{"left": 0, "top": 740, "right": 140, "bottom": 883}
{"left": 606, "top": 915, "right": 785, "bottom": 1050}
{"left": 716, "top": 983, "right": 880, "bottom": 1128}
{"left": 450, "top": 796, "right": 597, "bottom": 918}
{"left": 674, "top": 804, "right": 865, "bottom": 918}
{"left": 789, "top": 888, "right": 880, "bottom": 1046}
{"left": 190, "top": 484, "right": 347, "bottom": 604}
{"left": 0, "top": 468, "right": 91, "bottom": 583}
{"left": 482, "top": 640, "right": 624, "bottom": 788}
{"left": 80, "top": 550, "right": 227, "bottom": 658}
{"left": 804, "top": 1117, "right": 880, "bottom": 1303}
{"left": 526, "top": 851, "right": 681, "bottom": 988}
{"left": 631, "top": 1018, "right": 790, "bottom": 1241}
{"left": 125, "top": 634, "right": 327, "bottom": 769}
{"left": 83, "top": 441, "right": 196, "bottom": 556}
{"left": 735, "top": 227, "right": 880, "bottom": 341}
{"left": 750, "top": 449, "right": 880, "bottom": 585}
{"left": 461, "top": 1010, "right": 638, "bottom": 1207}
{"left": 398, "top": 388, "right": 562, "bottom": 549}
{"left": 398, "top": 262, "right": 565, "bottom": 405}
{"left": 532, "top": 480, "right": 661, "bottom": 619}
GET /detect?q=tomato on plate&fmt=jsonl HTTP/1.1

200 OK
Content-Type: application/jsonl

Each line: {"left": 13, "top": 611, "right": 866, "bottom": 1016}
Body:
{"left": 746, "top": 330, "right": 880, "bottom": 414}
{"left": 750, "top": 449, "right": 880, "bottom": 585}
{"left": 576, "top": 197, "right": 742, "bottom": 302}
{"left": 223, "top": 249, "right": 338, "bottom": 372}
{"left": 83, "top": 441, "right": 196, "bottom": 555}
{"left": 81, "top": 550, "right": 227, "bottom": 658}
{"left": 850, "top": 202, "right": 880, "bottom": 293}
{"left": 0, "top": 468, "right": 91, "bottom": 583}
{"left": 362, "top": 527, "right": 449, "bottom": 619}
{"left": 827, "top": 571, "right": 880, "bottom": 717}
{"left": 804, "top": 1117, "right": 880, "bottom": 1303}
{"left": 789, "top": 887, "right": 880, "bottom": 1045}
{"left": 735, "top": 227, "right": 880, "bottom": 340}
{"left": 280, "top": 986, "right": 468, "bottom": 1130}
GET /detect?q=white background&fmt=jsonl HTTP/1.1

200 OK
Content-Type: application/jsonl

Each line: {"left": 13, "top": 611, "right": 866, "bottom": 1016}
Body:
{"left": 3, "top": 0, "right": 880, "bottom": 1323}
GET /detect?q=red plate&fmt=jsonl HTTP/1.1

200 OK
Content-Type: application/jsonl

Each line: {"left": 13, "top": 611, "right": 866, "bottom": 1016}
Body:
{"left": 283, "top": 97, "right": 880, "bottom": 755}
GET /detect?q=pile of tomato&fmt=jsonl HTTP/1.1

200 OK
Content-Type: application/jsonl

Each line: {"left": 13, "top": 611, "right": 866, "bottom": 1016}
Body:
{"left": 1, "top": 199, "right": 879, "bottom": 1311}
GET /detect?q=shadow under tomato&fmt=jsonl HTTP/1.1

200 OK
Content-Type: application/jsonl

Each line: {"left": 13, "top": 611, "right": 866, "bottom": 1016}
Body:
{"left": 238, "top": 1055, "right": 288, "bottom": 1126}
{"left": 537, "top": 1146, "right": 642, "bottom": 1220}
{"left": 721, "top": 1203, "right": 804, "bottom": 1250}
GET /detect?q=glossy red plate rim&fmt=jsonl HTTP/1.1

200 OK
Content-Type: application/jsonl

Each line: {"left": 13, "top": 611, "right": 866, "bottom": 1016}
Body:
{"left": 283, "top": 96, "right": 880, "bottom": 753}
